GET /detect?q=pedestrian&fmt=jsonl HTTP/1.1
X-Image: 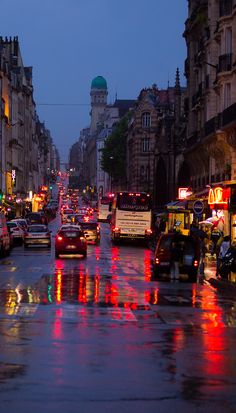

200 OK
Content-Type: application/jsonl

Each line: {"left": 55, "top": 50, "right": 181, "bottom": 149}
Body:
{"left": 216, "top": 235, "right": 230, "bottom": 277}
{"left": 211, "top": 227, "right": 223, "bottom": 256}
{"left": 170, "top": 238, "right": 182, "bottom": 280}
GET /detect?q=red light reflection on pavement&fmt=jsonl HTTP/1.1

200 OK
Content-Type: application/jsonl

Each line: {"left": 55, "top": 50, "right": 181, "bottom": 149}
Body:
{"left": 199, "top": 288, "right": 227, "bottom": 379}
{"left": 144, "top": 249, "right": 152, "bottom": 281}
{"left": 55, "top": 270, "right": 62, "bottom": 304}
{"left": 94, "top": 274, "right": 100, "bottom": 304}
{"left": 78, "top": 270, "right": 87, "bottom": 304}
{"left": 52, "top": 315, "right": 62, "bottom": 340}
{"left": 105, "top": 280, "right": 119, "bottom": 307}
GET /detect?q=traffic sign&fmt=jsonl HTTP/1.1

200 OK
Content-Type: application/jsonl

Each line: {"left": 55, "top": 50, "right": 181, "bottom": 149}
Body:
{"left": 193, "top": 200, "right": 204, "bottom": 215}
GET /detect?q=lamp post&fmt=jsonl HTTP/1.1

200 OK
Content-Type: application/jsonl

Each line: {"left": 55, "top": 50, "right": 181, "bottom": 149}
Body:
{"left": 109, "top": 156, "right": 114, "bottom": 192}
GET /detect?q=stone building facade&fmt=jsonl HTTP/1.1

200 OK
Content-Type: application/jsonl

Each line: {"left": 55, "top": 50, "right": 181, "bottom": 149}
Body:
{"left": 126, "top": 79, "right": 186, "bottom": 208}
{"left": 180, "top": 0, "right": 236, "bottom": 190}
{"left": 0, "top": 36, "right": 59, "bottom": 198}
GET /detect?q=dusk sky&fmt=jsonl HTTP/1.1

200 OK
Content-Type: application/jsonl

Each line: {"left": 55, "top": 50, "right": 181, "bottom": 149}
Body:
{"left": 1, "top": 0, "right": 187, "bottom": 163}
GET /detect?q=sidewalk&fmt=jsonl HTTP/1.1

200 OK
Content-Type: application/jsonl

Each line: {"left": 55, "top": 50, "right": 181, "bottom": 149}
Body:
{"left": 203, "top": 253, "right": 236, "bottom": 295}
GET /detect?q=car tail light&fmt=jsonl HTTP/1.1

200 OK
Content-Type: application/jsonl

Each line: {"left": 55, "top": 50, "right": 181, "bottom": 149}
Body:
{"left": 155, "top": 257, "right": 160, "bottom": 264}
{"left": 97, "top": 225, "right": 100, "bottom": 232}
{"left": 80, "top": 237, "right": 86, "bottom": 242}
{"left": 145, "top": 229, "right": 152, "bottom": 235}
{"left": 113, "top": 227, "right": 120, "bottom": 233}
{"left": 194, "top": 260, "right": 198, "bottom": 267}
{"left": 57, "top": 235, "right": 63, "bottom": 241}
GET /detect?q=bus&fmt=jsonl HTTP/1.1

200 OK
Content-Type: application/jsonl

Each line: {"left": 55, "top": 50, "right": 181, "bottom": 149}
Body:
{"left": 97, "top": 194, "right": 114, "bottom": 222}
{"left": 110, "top": 191, "right": 152, "bottom": 242}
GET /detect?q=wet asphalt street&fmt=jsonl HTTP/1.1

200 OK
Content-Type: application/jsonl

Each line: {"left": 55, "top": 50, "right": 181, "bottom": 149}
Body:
{"left": 0, "top": 215, "right": 236, "bottom": 413}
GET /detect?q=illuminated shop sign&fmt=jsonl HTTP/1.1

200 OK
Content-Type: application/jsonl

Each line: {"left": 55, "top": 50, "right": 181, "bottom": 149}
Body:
{"left": 11, "top": 169, "right": 16, "bottom": 185}
{"left": 208, "top": 187, "right": 229, "bottom": 206}
{"left": 178, "top": 187, "right": 192, "bottom": 200}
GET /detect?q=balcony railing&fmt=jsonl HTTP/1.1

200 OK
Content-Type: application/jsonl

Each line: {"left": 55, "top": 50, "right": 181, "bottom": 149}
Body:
{"left": 205, "top": 117, "right": 216, "bottom": 136}
{"left": 219, "top": 0, "right": 233, "bottom": 17}
{"left": 222, "top": 102, "right": 236, "bottom": 126}
{"left": 218, "top": 53, "right": 232, "bottom": 72}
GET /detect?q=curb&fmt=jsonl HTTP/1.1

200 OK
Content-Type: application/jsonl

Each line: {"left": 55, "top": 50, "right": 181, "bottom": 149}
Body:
{"left": 207, "top": 277, "right": 236, "bottom": 294}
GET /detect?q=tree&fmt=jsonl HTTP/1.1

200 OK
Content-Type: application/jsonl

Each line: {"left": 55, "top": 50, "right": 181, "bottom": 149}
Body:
{"left": 101, "top": 117, "right": 129, "bottom": 183}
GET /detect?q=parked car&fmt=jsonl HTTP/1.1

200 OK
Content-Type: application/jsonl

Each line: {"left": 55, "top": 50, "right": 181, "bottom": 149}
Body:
{"left": 0, "top": 213, "right": 11, "bottom": 256}
{"left": 7, "top": 221, "right": 25, "bottom": 245}
{"left": 79, "top": 219, "right": 100, "bottom": 244}
{"left": 10, "top": 218, "right": 28, "bottom": 233}
{"left": 55, "top": 226, "right": 87, "bottom": 258}
{"left": 153, "top": 233, "right": 201, "bottom": 282}
{"left": 24, "top": 224, "right": 51, "bottom": 248}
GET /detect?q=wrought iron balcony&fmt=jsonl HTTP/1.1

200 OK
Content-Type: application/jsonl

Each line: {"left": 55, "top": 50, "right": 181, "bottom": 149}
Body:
{"left": 222, "top": 102, "right": 236, "bottom": 126}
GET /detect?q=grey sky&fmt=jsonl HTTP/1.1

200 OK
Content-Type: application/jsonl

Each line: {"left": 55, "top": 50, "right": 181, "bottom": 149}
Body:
{"left": 1, "top": 0, "right": 187, "bottom": 163}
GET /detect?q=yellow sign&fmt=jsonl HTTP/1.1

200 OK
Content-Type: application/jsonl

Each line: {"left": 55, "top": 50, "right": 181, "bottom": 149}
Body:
{"left": 208, "top": 187, "right": 227, "bottom": 205}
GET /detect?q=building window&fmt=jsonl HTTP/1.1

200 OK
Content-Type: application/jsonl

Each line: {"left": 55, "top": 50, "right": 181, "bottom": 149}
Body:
{"left": 225, "top": 27, "right": 232, "bottom": 54}
{"left": 223, "top": 83, "right": 231, "bottom": 109}
{"left": 142, "top": 138, "right": 150, "bottom": 152}
{"left": 140, "top": 165, "right": 145, "bottom": 181}
{"left": 142, "top": 112, "right": 151, "bottom": 128}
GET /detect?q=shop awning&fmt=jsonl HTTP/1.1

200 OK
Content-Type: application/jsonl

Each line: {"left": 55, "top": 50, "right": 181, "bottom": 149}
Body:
{"left": 166, "top": 200, "right": 187, "bottom": 209}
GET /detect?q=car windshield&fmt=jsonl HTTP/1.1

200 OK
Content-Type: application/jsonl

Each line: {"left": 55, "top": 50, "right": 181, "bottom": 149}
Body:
{"left": 7, "top": 223, "right": 17, "bottom": 228}
{"left": 28, "top": 226, "right": 47, "bottom": 233}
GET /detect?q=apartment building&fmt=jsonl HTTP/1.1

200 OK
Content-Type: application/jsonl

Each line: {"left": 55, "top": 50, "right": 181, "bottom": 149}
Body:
{"left": 182, "top": 0, "right": 236, "bottom": 190}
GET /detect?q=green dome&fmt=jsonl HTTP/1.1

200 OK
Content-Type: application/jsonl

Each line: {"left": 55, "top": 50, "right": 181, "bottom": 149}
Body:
{"left": 91, "top": 76, "right": 107, "bottom": 90}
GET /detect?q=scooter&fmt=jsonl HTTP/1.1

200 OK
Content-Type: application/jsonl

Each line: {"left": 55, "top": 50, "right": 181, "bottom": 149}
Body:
{"left": 219, "top": 248, "right": 236, "bottom": 279}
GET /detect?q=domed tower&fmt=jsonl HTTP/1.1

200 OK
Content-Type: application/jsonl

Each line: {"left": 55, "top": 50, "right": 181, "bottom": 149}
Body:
{"left": 90, "top": 75, "right": 108, "bottom": 133}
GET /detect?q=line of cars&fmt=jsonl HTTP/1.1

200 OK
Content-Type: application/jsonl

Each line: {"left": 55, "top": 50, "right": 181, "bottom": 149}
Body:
{"left": 7, "top": 211, "right": 52, "bottom": 249}
{"left": 55, "top": 189, "right": 100, "bottom": 258}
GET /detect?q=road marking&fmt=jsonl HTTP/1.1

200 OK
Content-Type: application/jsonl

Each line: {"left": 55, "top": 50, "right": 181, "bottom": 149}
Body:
{"left": 59, "top": 305, "right": 137, "bottom": 322}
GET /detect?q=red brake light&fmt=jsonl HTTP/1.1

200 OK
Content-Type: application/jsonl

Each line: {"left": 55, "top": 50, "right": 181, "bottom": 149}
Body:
{"left": 57, "top": 235, "right": 63, "bottom": 241}
{"left": 155, "top": 258, "right": 160, "bottom": 264}
{"left": 194, "top": 260, "right": 198, "bottom": 267}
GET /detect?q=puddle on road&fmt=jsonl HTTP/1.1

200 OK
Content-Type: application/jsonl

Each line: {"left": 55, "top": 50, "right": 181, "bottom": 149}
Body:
{"left": 0, "top": 362, "right": 26, "bottom": 383}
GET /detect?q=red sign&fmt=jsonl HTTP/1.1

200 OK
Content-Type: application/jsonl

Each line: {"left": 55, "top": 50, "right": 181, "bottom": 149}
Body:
{"left": 208, "top": 187, "right": 230, "bottom": 209}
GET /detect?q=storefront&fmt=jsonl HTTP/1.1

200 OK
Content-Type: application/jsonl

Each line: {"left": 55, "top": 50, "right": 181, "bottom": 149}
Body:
{"left": 207, "top": 186, "right": 230, "bottom": 238}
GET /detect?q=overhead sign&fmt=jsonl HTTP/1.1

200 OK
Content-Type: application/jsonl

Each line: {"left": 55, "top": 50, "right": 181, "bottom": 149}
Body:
{"left": 193, "top": 200, "right": 204, "bottom": 215}
{"left": 178, "top": 187, "right": 192, "bottom": 200}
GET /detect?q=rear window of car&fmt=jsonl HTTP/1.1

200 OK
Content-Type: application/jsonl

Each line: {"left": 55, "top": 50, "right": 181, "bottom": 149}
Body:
{"left": 28, "top": 226, "right": 47, "bottom": 233}
{"left": 80, "top": 223, "right": 97, "bottom": 230}
{"left": 159, "top": 237, "right": 172, "bottom": 250}
{"left": 60, "top": 231, "right": 82, "bottom": 238}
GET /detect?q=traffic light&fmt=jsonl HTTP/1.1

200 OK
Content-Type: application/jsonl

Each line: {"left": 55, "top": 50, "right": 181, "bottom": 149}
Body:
{"left": 49, "top": 185, "right": 53, "bottom": 190}
{"left": 0, "top": 191, "right": 3, "bottom": 202}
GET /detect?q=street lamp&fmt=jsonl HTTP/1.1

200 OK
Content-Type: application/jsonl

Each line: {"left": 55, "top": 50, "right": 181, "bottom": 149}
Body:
{"left": 109, "top": 156, "right": 114, "bottom": 192}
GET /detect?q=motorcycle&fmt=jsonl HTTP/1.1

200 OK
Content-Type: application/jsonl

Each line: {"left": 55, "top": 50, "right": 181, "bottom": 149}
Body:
{"left": 219, "top": 247, "right": 236, "bottom": 279}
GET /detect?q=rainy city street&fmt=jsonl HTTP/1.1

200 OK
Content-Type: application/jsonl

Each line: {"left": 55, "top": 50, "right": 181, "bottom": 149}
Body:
{"left": 1, "top": 212, "right": 236, "bottom": 413}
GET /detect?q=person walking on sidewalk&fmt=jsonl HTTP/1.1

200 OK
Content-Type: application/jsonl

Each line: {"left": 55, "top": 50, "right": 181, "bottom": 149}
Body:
{"left": 216, "top": 235, "right": 230, "bottom": 277}
{"left": 170, "top": 238, "right": 182, "bottom": 280}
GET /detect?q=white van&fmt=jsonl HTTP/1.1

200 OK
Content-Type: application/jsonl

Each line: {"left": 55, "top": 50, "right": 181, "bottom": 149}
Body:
{"left": 0, "top": 213, "right": 11, "bottom": 256}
